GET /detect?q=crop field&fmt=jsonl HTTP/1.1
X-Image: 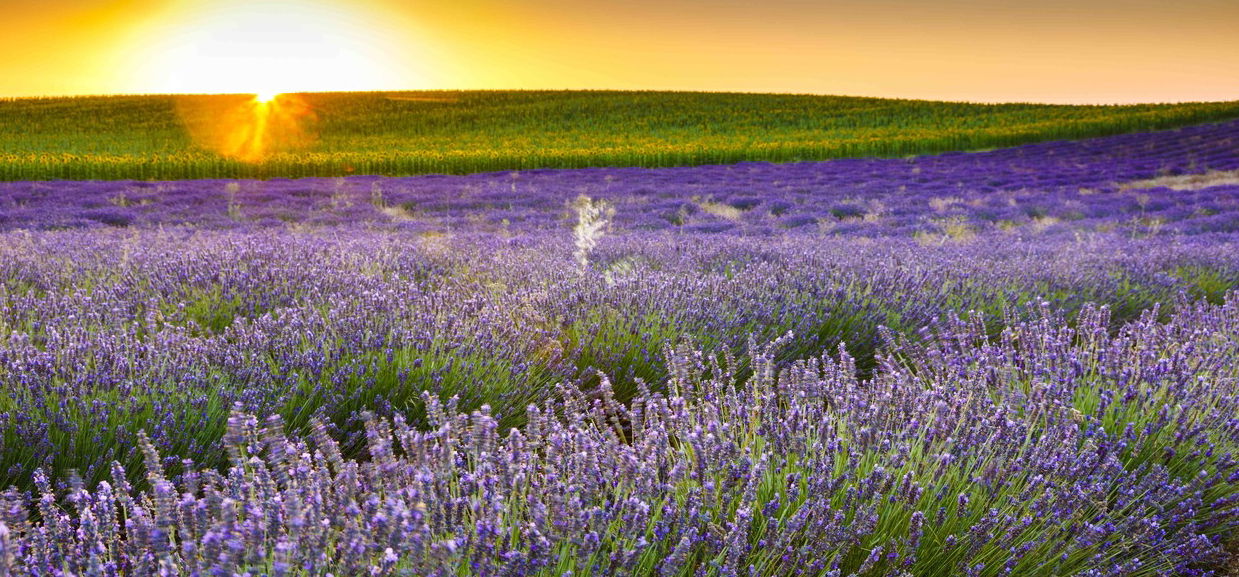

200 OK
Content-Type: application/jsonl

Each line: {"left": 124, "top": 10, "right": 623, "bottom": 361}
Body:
{"left": 3, "top": 91, "right": 1239, "bottom": 181}
{"left": 0, "top": 118, "right": 1236, "bottom": 575}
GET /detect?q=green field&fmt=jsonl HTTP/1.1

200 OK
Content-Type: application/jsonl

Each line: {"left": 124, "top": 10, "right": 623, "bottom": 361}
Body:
{"left": 3, "top": 90, "right": 1239, "bottom": 181}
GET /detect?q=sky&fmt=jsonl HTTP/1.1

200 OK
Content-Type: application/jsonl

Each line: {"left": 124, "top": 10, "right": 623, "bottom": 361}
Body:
{"left": 0, "top": 0, "right": 1236, "bottom": 103}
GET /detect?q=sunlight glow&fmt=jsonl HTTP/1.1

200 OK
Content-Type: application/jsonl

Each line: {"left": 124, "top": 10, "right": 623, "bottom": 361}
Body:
{"left": 254, "top": 91, "right": 280, "bottom": 104}
{"left": 137, "top": 0, "right": 415, "bottom": 96}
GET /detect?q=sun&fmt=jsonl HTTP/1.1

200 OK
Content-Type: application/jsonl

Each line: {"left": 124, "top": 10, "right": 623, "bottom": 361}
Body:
{"left": 134, "top": 0, "right": 418, "bottom": 96}
{"left": 254, "top": 91, "right": 280, "bottom": 104}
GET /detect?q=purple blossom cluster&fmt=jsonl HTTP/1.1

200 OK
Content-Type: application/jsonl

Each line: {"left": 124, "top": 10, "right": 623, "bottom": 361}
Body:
{"left": 1, "top": 301, "right": 1235, "bottom": 575}
{"left": 0, "top": 120, "right": 1236, "bottom": 236}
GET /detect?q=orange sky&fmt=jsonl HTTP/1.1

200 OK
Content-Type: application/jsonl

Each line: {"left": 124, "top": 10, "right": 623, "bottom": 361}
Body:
{"left": 1, "top": 0, "right": 1236, "bottom": 103}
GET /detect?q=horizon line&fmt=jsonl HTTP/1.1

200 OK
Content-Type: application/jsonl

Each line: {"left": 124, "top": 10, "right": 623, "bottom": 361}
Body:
{"left": 3, "top": 88, "right": 1237, "bottom": 108}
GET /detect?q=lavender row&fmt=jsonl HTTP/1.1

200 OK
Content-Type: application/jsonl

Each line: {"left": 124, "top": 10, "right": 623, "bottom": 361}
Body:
{"left": 2, "top": 298, "right": 1235, "bottom": 575}
{"left": 0, "top": 120, "right": 1236, "bottom": 237}
{"left": 2, "top": 228, "right": 1236, "bottom": 493}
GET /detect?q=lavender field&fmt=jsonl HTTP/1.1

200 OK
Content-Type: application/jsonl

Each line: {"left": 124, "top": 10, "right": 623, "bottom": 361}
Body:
{"left": 5, "top": 118, "right": 1238, "bottom": 236}
{"left": 0, "top": 121, "right": 1237, "bottom": 575}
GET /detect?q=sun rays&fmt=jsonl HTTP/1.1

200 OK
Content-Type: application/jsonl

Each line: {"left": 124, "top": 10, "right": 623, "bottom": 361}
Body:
{"left": 175, "top": 92, "right": 318, "bottom": 163}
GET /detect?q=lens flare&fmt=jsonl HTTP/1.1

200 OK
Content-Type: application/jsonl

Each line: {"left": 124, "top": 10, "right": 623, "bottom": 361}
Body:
{"left": 177, "top": 93, "right": 318, "bottom": 163}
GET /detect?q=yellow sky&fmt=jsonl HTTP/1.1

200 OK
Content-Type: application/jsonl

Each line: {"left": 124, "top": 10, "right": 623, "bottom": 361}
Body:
{"left": 1, "top": 0, "right": 1236, "bottom": 103}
